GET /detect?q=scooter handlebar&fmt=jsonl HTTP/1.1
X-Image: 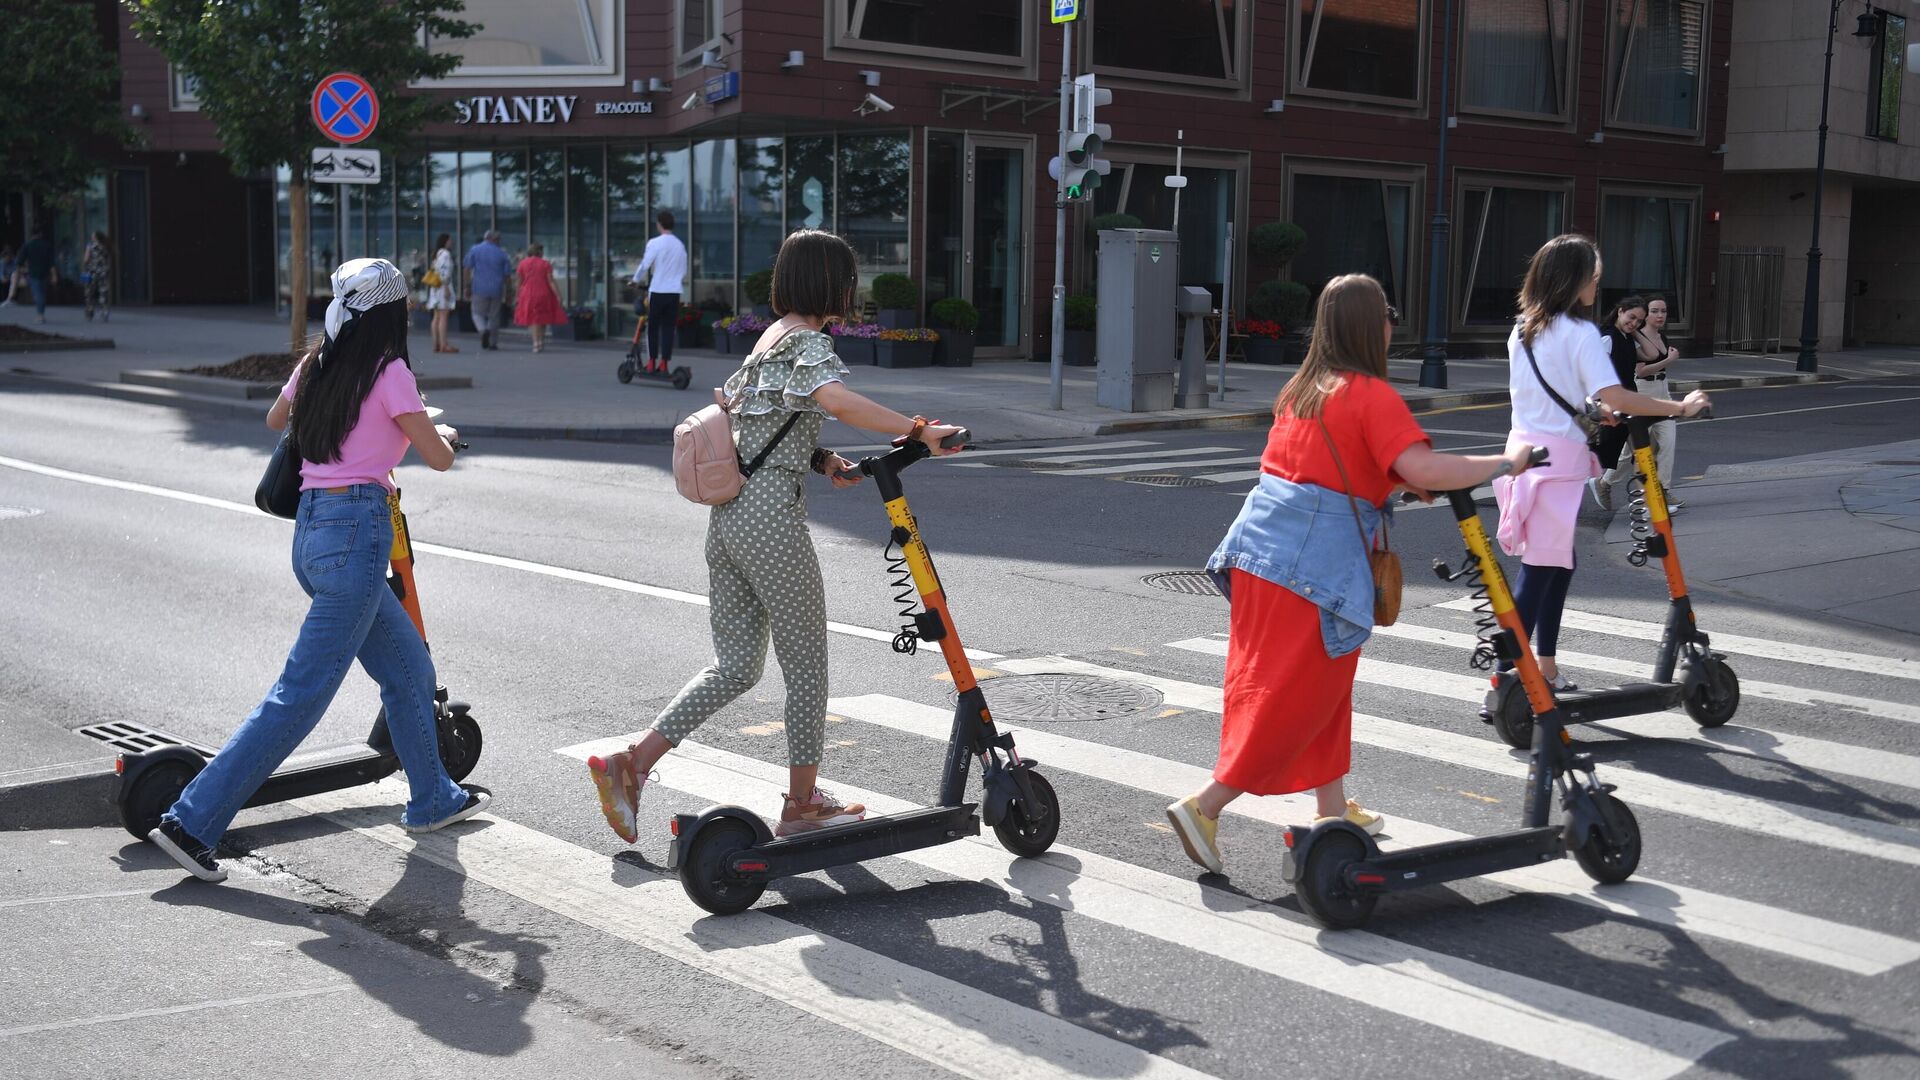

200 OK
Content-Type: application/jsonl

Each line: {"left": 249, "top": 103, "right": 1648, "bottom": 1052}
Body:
{"left": 1401, "top": 445, "right": 1552, "bottom": 504}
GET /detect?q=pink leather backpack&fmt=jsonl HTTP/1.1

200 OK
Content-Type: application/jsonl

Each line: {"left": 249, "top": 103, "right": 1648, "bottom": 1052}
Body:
{"left": 672, "top": 326, "right": 804, "bottom": 505}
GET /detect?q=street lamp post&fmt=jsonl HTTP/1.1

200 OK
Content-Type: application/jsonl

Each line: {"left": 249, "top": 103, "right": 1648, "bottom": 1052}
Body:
{"left": 1418, "top": 0, "right": 1458, "bottom": 389}
{"left": 1796, "top": 0, "right": 1846, "bottom": 373}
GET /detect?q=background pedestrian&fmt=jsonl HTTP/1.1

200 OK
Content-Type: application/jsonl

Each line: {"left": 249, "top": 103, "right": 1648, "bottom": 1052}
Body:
{"left": 464, "top": 229, "right": 511, "bottom": 350}
{"left": 513, "top": 242, "right": 566, "bottom": 353}
{"left": 1632, "top": 294, "right": 1684, "bottom": 507}
{"left": 82, "top": 231, "right": 112, "bottom": 322}
{"left": 426, "top": 232, "right": 457, "bottom": 353}
{"left": 632, "top": 210, "right": 688, "bottom": 374}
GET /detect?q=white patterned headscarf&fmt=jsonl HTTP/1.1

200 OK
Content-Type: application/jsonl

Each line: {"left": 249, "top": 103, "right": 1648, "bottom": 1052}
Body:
{"left": 323, "top": 258, "right": 409, "bottom": 348}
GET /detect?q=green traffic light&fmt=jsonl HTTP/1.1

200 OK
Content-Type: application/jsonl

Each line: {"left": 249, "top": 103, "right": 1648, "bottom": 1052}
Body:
{"left": 1066, "top": 184, "right": 1083, "bottom": 199}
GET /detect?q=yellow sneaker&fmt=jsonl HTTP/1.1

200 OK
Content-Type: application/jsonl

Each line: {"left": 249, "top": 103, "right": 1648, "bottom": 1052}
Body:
{"left": 1166, "top": 796, "right": 1224, "bottom": 874}
{"left": 1313, "top": 799, "right": 1385, "bottom": 836}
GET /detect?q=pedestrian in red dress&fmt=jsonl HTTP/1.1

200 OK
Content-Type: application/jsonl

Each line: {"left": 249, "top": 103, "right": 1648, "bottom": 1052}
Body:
{"left": 513, "top": 243, "right": 567, "bottom": 353}
{"left": 1166, "top": 274, "right": 1539, "bottom": 875}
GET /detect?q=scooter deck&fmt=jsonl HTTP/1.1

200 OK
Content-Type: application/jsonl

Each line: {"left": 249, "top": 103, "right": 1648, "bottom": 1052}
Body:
{"left": 726, "top": 804, "right": 980, "bottom": 881}
{"left": 1345, "top": 826, "right": 1563, "bottom": 892}
{"left": 245, "top": 743, "right": 399, "bottom": 807}
{"left": 1553, "top": 681, "right": 1686, "bottom": 725}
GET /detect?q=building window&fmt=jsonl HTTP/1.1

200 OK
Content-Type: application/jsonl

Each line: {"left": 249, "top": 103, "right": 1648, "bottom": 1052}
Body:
{"left": 786, "top": 137, "right": 835, "bottom": 234}
{"left": 1607, "top": 0, "right": 1707, "bottom": 133}
{"left": 681, "top": 0, "right": 721, "bottom": 60}
{"left": 1092, "top": 0, "right": 1244, "bottom": 85}
{"left": 739, "top": 138, "right": 786, "bottom": 282}
{"left": 1868, "top": 12, "right": 1907, "bottom": 142}
{"left": 691, "top": 139, "right": 737, "bottom": 311}
{"left": 835, "top": 0, "right": 1025, "bottom": 63}
{"left": 430, "top": 0, "right": 617, "bottom": 76}
{"left": 1460, "top": 0, "right": 1574, "bottom": 119}
{"left": 1090, "top": 159, "right": 1240, "bottom": 291}
{"left": 1455, "top": 177, "right": 1570, "bottom": 327}
{"left": 1287, "top": 164, "right": 1420, "bottom": 319}
{"left": 837, "top": 133, "right": 913, "bottom": 300}
{"left": 1599, "top": 187, "right": 1696, "bottom": 326}
{"left": 1292, "top": 0, "right": 1427, "bottom": 104}
{"left": 169, "top": 66, "right": 200, "bottom": 111}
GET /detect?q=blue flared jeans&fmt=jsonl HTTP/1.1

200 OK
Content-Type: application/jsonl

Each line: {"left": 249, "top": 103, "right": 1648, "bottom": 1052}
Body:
{"left": 164, "top": 485, "right": 467, "bottom": 845}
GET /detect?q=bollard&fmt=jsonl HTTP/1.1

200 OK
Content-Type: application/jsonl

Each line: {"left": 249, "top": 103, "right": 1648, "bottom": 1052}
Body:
{"left": 1175, "top": 286, "right": 1211, "bottom": 409}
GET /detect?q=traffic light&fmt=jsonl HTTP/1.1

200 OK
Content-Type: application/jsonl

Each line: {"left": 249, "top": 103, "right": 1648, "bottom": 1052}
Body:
{"left": 1063, "top": 73, "right": 1111, "bottom": 201}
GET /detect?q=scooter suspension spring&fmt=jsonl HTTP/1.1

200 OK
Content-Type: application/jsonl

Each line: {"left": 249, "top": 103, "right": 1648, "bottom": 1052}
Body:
{"left": 883, "top": 527, "right": 922, "bottom": 655}
{"left": 1437, "top": 548, "right": 1501, "bottom": 671}
{"left": 1626, "top": 476, "right": 1653, "bottom": 567}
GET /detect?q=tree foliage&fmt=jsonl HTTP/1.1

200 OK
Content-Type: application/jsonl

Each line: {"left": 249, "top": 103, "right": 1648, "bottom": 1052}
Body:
{"left": 0, "top": 2, "right": 132, "bottom": 200}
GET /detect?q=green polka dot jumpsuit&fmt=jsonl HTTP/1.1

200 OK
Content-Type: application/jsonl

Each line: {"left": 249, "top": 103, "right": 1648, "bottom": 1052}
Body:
{"left": 650, "top": 329, "right": 849, "bottom": 767}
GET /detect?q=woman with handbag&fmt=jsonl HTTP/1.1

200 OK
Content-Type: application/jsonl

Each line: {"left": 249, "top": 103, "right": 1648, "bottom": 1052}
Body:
{"left": 1588, "top": 295, "right": 1649, "bottom": 511}
{"left": 425, "top": 232, "right": 457, "bottom": 354}
{"left": 584, "top": 229, "right": 962, "bottom": 844}
{"left": 1495, "top": 236, "right": 1709, "bottom": 693}
{"left": 1165, "top": 274, "right": 1539, "bottom": 876}
{"left": 147, "top": 258, "right": 485, "bottom": 882}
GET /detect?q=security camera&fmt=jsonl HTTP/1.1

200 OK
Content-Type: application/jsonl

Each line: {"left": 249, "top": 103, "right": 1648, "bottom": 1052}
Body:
{"left": 682, "top": 91, "right": 701, "bottom": 111}
{"left": 855, "top": 92, "right": 894, "bottom": 116}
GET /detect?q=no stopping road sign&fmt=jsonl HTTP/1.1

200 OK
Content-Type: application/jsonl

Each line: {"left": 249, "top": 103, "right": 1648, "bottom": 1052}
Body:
{"left": 311, "top": 72, "right": 379, "bottom": 144}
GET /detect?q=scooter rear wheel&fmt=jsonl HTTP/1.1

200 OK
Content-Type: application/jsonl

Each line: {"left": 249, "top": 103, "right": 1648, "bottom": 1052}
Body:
{"left": 671, "top": 367, "right": 692, "bottom": 391}
{"left": 993, "top": 771, "right": 1060, "bottom": 858}
{"left": 1295, "top": 830, "right": 1379, "bottom": 930}
{"left": 1684, "top": 658, "right": 1740, "bottom": 728}
{"left": 120, "top": 758, "right": 201, "bottom": 841}
{"left": 1493, "top": 686, "right": 1535, "bottom": 751}
{"left": 439, "top": 706, "right": 483, "bottom": 783}
{"left": 679, "top": 817, "right": 768, "bottom": 915}
{"left": 616, "top": 360, "right": 635, "bottom": 384}
{"left": 1573, "top": 795, "right": 1641, "bottom": 885}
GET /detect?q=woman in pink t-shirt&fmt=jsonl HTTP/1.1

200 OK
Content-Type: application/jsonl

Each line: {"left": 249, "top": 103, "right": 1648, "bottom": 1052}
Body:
{"left": 147, "top": 259, "right": 490, "bottom": 883}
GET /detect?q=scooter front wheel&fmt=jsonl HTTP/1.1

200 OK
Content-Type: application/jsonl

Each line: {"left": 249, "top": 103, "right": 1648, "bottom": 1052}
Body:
{"left": 1574, "top": 796, "right": 1641, "bottom": 885}
{"left": 1684, "top": 658, "right": 1740, "bottom": 728}
{"left": 1295, "top": 829, "right": 1378, "bottom": 930}
{"left": 679, "top": 817, "right": 768, "bottom": 915}
{"left": 993, "top": 771, "right": 1060, "bottom": 858}
{"left": 439, "top": 706, "right": 483, "bottom": 782}
{"left": 120, "top": 758, "right": 201, "bottom": 841}
{"left": 616, "top": 360, "right": 635, "bottom": 384}
{"left": 1493, "top": 686, "right": 1536, "bottom": 751}
{"left": 671, "top": 366, "right": 692, "bottom": 391}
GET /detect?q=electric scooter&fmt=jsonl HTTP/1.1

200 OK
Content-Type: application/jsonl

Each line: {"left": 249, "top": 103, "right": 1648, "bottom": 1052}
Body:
{"left": 1481, "top": 414, "right": 1740, "bottom": 749}
{"left": 615, "top": 315, "right": 692, "bottom": 390}
{"left": 1282, "top": 449, "right": 1645, "bottom": 929}
{"left": 110, "top": 477, "right": 484, "bottom": 840}
{"left": 666, "top": 429, "right": 1062, "bottom": 915}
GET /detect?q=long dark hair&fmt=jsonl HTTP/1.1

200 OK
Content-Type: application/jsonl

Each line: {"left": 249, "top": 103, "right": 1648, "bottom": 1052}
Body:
{"left": 1518, "top": 234, "right": 1600, "bottom": 348}
{"left": 1274, "top": 274, "right": 1390, "bottom": 420}
{"left": 1607, "top": 294, "right": 1647, "bottom": 334}
{"left": 289, "top": 298, "right": 412, "bottom": 463}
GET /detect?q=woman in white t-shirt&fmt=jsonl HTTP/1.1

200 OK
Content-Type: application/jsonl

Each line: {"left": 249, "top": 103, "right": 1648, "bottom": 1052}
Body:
{"left": 1495, "top": 235, "right": 1709, "bottom": 690}
{"left": 426, "top": 233, "right": 457, "bottom": 354}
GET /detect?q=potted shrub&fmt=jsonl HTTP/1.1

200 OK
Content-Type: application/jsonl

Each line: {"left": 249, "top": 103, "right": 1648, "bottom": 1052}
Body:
{"left": 874, "top": 327, "right": 939, "bottom": 368}
{"left": 724, "top": 312, "right": 771, "bottom": 355}
{"left": 1062, "top": 293, "right": 1097, "bottom": 366}
{"left": 828, "top": 319, "right": 880, "bottom": 365}
{"left": 1236, "top": 318, "right": 1286, "bottom": 365}
{"left": 870, "top": 272, "right": 919, "bottom": 329}
{"left": 1246, "top": 222, "right": 1313, "bottom": 363}
{"left": 929, "top": 297, "right": 979, "bottom": 367}
{"left": 676, "top": 307, "right": 706, "bottom": 350}
{"left": 564, "top": 304, "right": 601, "bottom": 341}
{"left": 744, "top": 269, "right": 775, "bottom": 319}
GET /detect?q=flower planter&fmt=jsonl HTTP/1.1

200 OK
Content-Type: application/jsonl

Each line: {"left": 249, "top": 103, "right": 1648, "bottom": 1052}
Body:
{"left": 874, "top": 340, "right": 934, "bottom": 368}
{"left": 677, "top": 323, "right": 706, "bottom": 351}
{"left": 1283, "top": 330, "right": 1310, "bottom": 365}
{"left": 1241, "top": 336, "right": 1284, "bottom": 365}
{"left": 562, "top": 314, "right": 601, "bottom": 341}
{"left": 831, "top": 337, "right": 877, "bottom": 365}
{"left": 752, "top": 303, "right": 774, "bottom": 320}
{"left": 1063, "top": 329, "right": 1096, "bottom": 367}
{"left": 717, "top": 331, "right": 744, "bottom": 355}
{"left": 875, "top": 309, "right": 915, "bottom": 330}
{"left": 932, "top": 328, "right": 976, "bottom": 367}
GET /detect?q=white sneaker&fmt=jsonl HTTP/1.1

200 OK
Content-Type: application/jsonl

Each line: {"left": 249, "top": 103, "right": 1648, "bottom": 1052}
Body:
{"left": 1587, "top": 477, "right": 1613, "bottom": 511}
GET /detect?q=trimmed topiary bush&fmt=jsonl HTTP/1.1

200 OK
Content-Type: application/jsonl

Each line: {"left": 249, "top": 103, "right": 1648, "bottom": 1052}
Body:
{"left": 1248, "top": 279, "right": 1313, "bottom": 328}
{"left": 743, "top": 269, "right": 773, "bottom": 305}
{"left": 870, "top": 272, "right": 919, "bottom": 311}
{"left": 1064, "top": 293, "right": 1098, "bottom": 332}
{"left": 1249, "top": 222, "right": 1307, "bottom": 272}
{"left": 1089, "top": 211, "right": 1143, "bottom": 240}
{"left": 930, "top": 297, "right": 980, "bottom": 331}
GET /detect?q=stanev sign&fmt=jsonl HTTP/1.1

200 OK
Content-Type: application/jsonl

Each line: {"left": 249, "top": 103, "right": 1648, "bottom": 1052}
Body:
{"left": 454, "top": 95, "right": 580, "bottom": 124}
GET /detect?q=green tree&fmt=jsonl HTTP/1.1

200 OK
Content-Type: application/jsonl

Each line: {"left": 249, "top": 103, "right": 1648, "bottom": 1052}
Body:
{"left": 0, "top": 3, "right": 133, "bottom": 205}
{"left": 125, "top": 0, "right": 476, "bottom": 350}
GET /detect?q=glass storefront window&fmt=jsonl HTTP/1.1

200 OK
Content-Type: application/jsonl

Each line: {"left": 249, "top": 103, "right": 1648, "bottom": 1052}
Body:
{"left": 340, "top": 185, "right": 366, "bottom": 262}
{"left": 691, "top": 140, "right": 737, "bottom": 312}
{"left": 367, "top": 172, "right": 396, "bottom": 264}
{"left": 1461, "top": 0, "right": 1573, "bottom": 118}
{"left": 1089, "top": 160, "right": 1237, "bottom": 294}
{"left": 529, "top": 148, "right": 567, "bottom": 278}
{"left": 1868, "top": 13, "right": 1906, "bottom": 141}
{"left": 838, "top": 0, "right": 1024, "bottom": 61}
{"left": 1289, "top": 169, "right": 1416, "bottom": 314}
{"left": 608, "top": 147, "right": 651, "bottom": 337}
{"left": 1600, "top": 188, "right": 1695, "bottom": 324}
{"left": 1094, "top": 0, "right": 1242, "bottom": 82}
{"left": 738, "top": 138, "right": 784, "bottom": 291}
{"left": 429, "top": 0, "right": 616, "bottom": 76}
{"left": 396, "top": 156, "right": 428, "bottom": 288}
{"left": 1293, "top": 0, "right": 1425, "bottom": 103}
{"left": 493, "top": 150, "right": 528, "bottom": 252}
{"left": 568, "top": 144, "right": 607, "bottom": 324}
{"left": 460, "top": 151, "right": 492, "bottom": 255}
{"left": 1607, "top": 0, "right": 1707, "bottom": 132}
{"left": 838, "top": 132, "right": 911, "bottom": 303}
{"left": 923, "top": 133, "right": 965, "bottom": 311}
{"left": 1456, "top": 182, "right": 1567, "bottom": 326}
{"left": 428, "top": 151, "right": 460, "bottom": 264}
{"left": 310, "top": 183, "right": 339, "bottom": 299}
{"left": 276, "top": 165, "right": 292, "bottom": 308}
{"left": 785, "top": 137, "right": 834, "bottom": 234}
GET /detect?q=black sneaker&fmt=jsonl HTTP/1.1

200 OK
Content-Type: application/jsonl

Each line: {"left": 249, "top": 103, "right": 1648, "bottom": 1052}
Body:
{"left": 148, "top": 820, "right": 227, "bottom": 882}
{"left": 404, "top": 786, "right": 491, "bottom": 834}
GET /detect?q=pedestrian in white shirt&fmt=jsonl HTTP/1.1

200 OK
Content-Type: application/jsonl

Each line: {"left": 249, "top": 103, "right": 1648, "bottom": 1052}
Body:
{"left": 633, "top": 211, "right": 689, "bottom": 374}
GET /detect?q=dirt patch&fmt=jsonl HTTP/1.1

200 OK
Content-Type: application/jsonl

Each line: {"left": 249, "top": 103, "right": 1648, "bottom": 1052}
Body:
{"left": 180, "top": 352, "right": 300, "bottom": 383}
{"left": 0, "top": 325, "right": 75, "bottom": 344}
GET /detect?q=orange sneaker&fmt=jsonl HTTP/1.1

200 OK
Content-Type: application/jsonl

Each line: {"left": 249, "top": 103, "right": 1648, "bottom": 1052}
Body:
{"left": 586, "top": 750, "right": 646, "bottom": 843}
{"left": 774, "top": 787, "right": 866, "bottom": 837}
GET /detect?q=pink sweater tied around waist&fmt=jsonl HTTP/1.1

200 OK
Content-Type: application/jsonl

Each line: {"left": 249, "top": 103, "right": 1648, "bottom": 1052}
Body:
{"left": 1491, "top": 429, "right": 1599, "bottom": 569}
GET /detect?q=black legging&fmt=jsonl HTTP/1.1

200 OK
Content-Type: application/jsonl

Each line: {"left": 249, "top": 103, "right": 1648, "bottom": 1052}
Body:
{"left": 646, "top": 292, "right": 681, "bottom": 363}
{"left": 1501, "top": 556, "right": 1576, "bottom": 669}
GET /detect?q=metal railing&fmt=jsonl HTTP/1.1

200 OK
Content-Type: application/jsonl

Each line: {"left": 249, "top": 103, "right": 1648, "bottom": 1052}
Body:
{"left": 1716, "top": 246, "right": 1784, "bottom": 354}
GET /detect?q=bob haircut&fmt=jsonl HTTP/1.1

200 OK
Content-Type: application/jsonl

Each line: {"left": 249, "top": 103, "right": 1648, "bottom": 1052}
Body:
{"left": 770, "top": 229, "right": 859, "bottom": 321}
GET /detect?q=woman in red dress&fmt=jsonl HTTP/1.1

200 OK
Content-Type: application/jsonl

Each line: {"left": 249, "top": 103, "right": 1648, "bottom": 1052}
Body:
{"left": 513, "top": 242, "right": 567, "bottom": 353}
{"left": 1165, "top": 275, "right": 1537, "bottom": 876}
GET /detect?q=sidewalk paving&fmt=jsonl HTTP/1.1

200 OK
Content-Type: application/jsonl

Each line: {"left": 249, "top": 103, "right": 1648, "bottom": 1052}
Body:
{"left": 8, "top": 303, "right": 1916, "bottom": 444}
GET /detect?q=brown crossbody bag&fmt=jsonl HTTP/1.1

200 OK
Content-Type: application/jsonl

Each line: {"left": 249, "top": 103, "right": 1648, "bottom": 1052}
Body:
{"left": 1316, "top": 416, "right": 1403, "bottom": 626}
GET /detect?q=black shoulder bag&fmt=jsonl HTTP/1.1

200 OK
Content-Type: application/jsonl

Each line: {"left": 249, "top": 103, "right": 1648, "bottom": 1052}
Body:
{"left": 256, "top": 431, "right": 303, "bottom": 519}
{"left": 1520, "top": 338, "right": 1603, "bottom": 453}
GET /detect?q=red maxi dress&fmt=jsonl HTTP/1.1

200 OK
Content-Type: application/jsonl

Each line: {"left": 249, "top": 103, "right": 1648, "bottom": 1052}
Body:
{"left": 513, "top": 256, "right": 567, "bottom": 327}
{"left": 1215, "top": 374, "right": 1429, "bottom": 795}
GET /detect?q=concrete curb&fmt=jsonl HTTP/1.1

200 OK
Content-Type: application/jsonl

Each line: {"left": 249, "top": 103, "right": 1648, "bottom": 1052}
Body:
{"left": 0, "top": 336, "right": 115, "bottom": 353}
{"left": 0, "top": 770, "right": 120, "bottom": 830}
{"left": 121, "top": 368, "right": 475, "bottom": 400}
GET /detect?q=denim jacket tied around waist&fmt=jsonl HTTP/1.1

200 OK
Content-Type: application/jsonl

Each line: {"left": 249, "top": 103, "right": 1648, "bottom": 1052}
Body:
{"left": 1205, "top": 473, "right": 1391, "bottom": 658}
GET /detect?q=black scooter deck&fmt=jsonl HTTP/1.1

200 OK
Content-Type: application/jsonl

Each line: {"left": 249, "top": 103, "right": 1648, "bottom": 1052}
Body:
{"left": 728, "top": 804, "right": 980, "bottom": 881}
{"left": 1348, "top": 826, "right": 1563, "bottom": 892}
{"left": 1552, "top": 682, "right": 1686, "bottom": 725}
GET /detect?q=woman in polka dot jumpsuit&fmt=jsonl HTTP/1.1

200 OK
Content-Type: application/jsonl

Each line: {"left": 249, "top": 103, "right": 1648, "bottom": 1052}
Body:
{"left": 588, "top": 230, "right": 963, "bottom": 842}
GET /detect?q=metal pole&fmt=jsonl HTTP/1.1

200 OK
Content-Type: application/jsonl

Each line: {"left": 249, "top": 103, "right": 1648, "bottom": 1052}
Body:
{"left": 1171, "top": 132, "right": 1183, "bottom": 233}
{"left": 1798, "top": 0, "right": 1841, "bottom": 373}
{"left": 1418, "top": 0, "right": 1457, "bottom": 389}
{"left": 1218, "top": 220, "right": 1232, "bottom": 395}
{"left": 1049, "top": 20, "right": 1072, "bottom": 410}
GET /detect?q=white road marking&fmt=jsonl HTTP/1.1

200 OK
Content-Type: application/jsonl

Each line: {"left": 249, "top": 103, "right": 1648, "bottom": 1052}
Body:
{"left": 999, "top": 657, "right": 1920, "bottom": 869}
{"left": 295, "top": 784, "right": 1212, "bottom": 1080}
{"left": 1052, "top": 455, "right": 1264, "bottom": 477}
{"left": 0, "top": 985, "right": 352, "bottom": 1039}
{"left": 997, "top": 446, "right": 1246, "bottom": 465}
{"left": 1436, "top": 599, "right": 1920, "bottom": 683}
{"left": 0, "top": 454, "right": 1001, "bottom": 661}
{"left": 821, "top": 693, "right": 1920, "bottom": 977}
{"left": 1165, "top": 636, "right": 1920, "bottom": 791}
{"left": 554, "top": 736, "right": 1728, "bottom": 1079}
{"left": 1371, "top": 622, "right": 1920, "bottom": 725}
{"left": 944, "top": 439, "right": 1158, "bottom": 461}
{"left": 0, "top": 888, "right": 160, "bottom": 909}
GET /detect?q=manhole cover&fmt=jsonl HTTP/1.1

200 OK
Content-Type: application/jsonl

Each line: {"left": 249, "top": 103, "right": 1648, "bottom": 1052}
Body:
{"left": 0, "top": 505, "right": 43, "bottom": 520}
{"left": 1142, "top": 570, "right": 1222, "bottom": 596}
{"left": 973, "top": 673, "right": 1163, "bottom": 724}
{"left": 1122, "top": 474, "right": 1217, "bottom": 487}
{"left": 998, "top": 459, "right": 1076, "bottom": 470}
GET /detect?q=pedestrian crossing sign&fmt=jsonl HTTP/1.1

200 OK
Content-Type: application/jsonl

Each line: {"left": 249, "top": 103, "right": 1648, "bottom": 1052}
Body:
{"left": 1052, "top": 0, "right": 1079, "bottom": 23}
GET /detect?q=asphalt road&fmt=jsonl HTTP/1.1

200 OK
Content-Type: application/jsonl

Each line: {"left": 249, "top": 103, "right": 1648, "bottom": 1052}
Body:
{"left": 2, "top": 376, "right": 1918, "bottom": 1080}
